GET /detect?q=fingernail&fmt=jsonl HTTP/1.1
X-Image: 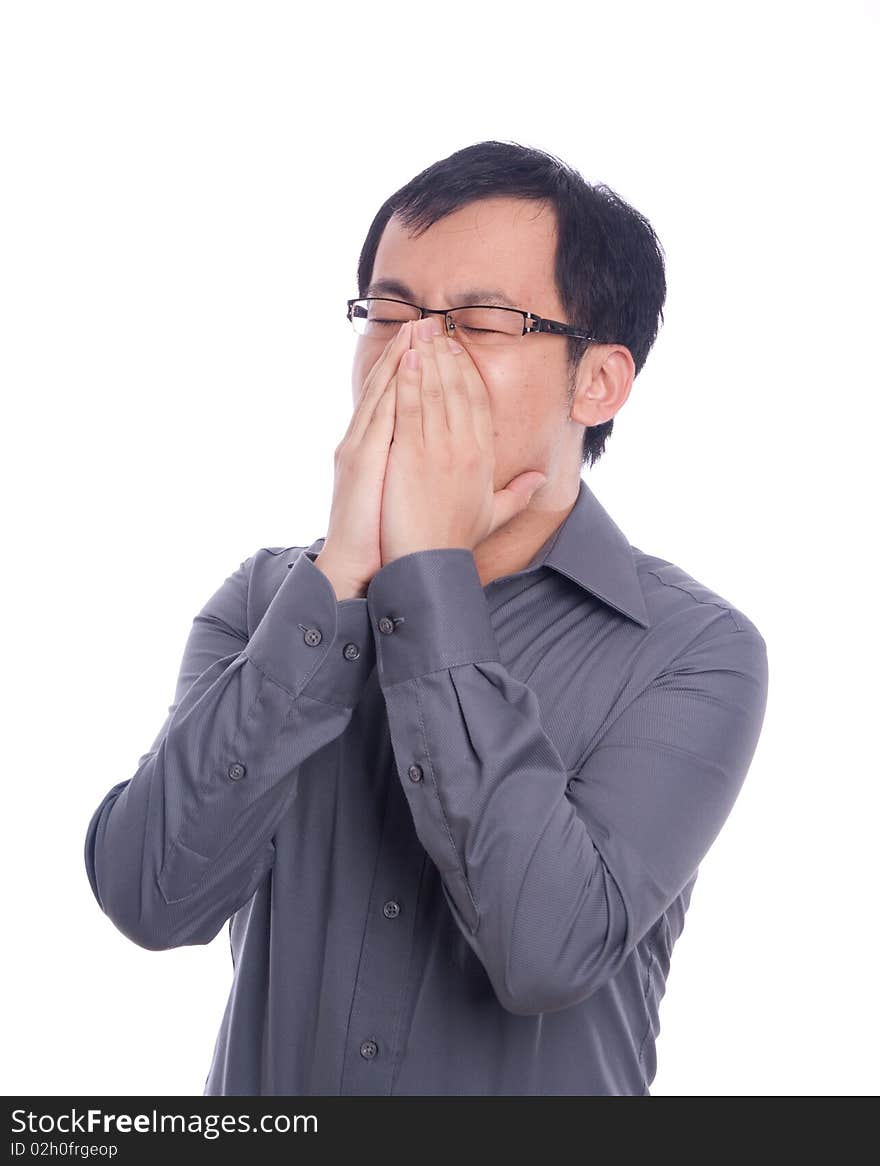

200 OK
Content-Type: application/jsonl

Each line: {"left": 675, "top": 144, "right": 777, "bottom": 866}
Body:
{"left": 448, "top": 338, "right": 464, "bottom": 354}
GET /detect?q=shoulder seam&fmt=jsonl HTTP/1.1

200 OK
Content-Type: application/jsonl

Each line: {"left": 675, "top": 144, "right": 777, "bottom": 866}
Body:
{"left": 642, "top": 566, "right": 749, "bottom": 631}
{"left": 262, "top": 545, "right": 301, "bottom": 557}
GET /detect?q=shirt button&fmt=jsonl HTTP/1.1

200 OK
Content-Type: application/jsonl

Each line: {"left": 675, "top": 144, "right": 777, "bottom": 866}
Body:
{"left": 408, "top": 764, "right": 423, "bottom": 783}
{"left": 303, "top": 627, "right": 323, "bottom": 646}
{"left": 359, "top": 1039, "right": 378, "bottom": 1059}
{"left": 343, "top": 642, "right": 360, "bottom": 661}
{"left": 378, "top": 616, "right": 395, "bottom": 635}
{"left": 566, "top": 777, "right": 575, "bottom": 791}
{"left": 228, "top": 762, "right": 247, "bottom": 781}
{"left": 383, "top": 900, "right": 400, "bottom": 918}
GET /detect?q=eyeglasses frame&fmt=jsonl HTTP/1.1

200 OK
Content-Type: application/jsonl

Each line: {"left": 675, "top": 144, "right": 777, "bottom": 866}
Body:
{"left": 346, "top": 296, "right": 595, "bottom": 342}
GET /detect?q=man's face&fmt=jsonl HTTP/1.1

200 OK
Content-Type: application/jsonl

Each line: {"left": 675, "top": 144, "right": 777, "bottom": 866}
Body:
{"left": 351, "top": 196, "right": 589, "bottom": 493}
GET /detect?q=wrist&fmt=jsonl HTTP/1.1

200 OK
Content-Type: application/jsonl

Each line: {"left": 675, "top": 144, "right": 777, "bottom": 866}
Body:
{"left": 313, "top": 552, "right": 367, "bottom": 601}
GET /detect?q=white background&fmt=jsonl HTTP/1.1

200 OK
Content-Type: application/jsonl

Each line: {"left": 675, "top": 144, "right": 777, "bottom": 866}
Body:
{"left": 2, "top": 0, "right": 877, "bottom": 1097}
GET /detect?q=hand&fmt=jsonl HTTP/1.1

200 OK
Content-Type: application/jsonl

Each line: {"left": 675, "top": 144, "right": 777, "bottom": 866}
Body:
{"left": 316, "top": 320, "right": 416, "bottom": 597}
{"left": 380, "top": 320, "right": 547, "bottom": 567}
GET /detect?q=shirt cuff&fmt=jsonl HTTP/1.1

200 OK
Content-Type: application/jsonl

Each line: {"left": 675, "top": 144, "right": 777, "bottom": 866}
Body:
{"left": 244, "top": 550, "right": 376, "bottom": 706}
{"left": 366, "top": 548, "right": 501, "bottom": 687}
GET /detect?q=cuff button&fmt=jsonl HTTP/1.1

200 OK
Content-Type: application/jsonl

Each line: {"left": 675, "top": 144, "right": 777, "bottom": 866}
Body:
{"left": 343, "top": 642, "right": 361, "bottom": 660}
{"left": 378, "top": 615, "right": 405, "bottom": 635}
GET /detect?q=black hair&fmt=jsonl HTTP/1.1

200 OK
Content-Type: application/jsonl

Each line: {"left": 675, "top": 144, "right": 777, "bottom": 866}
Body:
{"left": 356, "top": 139, "right": 667, "bottom": 468}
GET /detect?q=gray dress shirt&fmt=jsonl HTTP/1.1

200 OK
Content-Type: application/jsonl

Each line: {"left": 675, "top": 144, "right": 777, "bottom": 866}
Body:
{"left": 84, "top": 476, "right": 769, "bottom": 1096}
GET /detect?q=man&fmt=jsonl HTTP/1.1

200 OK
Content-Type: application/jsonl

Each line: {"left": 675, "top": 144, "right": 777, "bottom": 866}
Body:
{"left": 84, "top": 140, "right": 769, "bottom": 1096}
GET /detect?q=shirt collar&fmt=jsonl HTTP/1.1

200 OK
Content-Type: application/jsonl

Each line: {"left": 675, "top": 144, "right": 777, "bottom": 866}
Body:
{"left": 523, "top": 476, "right": 651, "bottom": 629}
{"left": 306, "top": 476, "right": 650, "bottom": 630}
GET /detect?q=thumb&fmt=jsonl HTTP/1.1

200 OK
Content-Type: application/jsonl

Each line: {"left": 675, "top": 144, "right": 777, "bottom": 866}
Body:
{"left": 509, "top": 471, "right": 548, "bottom": 501}
{"left": 489, "top": 471, "right": 548, "bottom": 534}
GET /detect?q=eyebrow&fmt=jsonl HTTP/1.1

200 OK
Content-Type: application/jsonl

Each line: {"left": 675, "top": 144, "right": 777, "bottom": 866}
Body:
{"left": 364, "top": 278, "right": 518, "bottom": 309}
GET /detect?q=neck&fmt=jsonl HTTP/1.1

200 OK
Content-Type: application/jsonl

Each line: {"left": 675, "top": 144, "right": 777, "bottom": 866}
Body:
{"left": 472, "top": 478, "right": 580, "bottom": 588}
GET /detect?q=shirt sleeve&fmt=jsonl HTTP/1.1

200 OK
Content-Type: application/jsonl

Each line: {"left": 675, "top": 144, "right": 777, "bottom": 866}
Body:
{"left": 84, "top": 548, "right": 375, "bottom": 952}
{"left": 367, "top": 547, "right": 769, "bottom": 1016}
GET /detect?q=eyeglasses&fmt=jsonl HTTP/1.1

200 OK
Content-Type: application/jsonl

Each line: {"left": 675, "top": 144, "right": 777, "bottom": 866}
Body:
{"left": 346, "top": 297, "right": 594, "bottom": 347}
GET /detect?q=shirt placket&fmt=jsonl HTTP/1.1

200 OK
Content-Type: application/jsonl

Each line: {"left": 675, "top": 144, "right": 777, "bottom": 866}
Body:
{"left": 340, "top": 751, "right": 428, "bottom": 1094}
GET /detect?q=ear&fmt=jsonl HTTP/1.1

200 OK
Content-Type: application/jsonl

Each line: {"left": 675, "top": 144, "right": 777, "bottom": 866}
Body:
{"left": 569, "top": 346, "right": 635, "bottom": 427}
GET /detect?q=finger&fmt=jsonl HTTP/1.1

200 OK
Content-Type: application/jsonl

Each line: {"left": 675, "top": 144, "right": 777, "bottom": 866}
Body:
{"left": 347, "top": 321, "right": 413, "bottom": 443}
{"left": 411, "top": 329, "right": 447, "bottom": 443}
{"left": 355, "top": 320, "right": 412, "bottom": 424}
{"left": 364, "top": 369, "right": 398, "bottom": 439}
{"left": 444, "top": 336, "right": 494, "bottom": 460}
{"left": 395, "top": 345, "right": 423, "bottom": 445}
{"left": 429, "top": 333, "right": 471, "bottom": 436}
